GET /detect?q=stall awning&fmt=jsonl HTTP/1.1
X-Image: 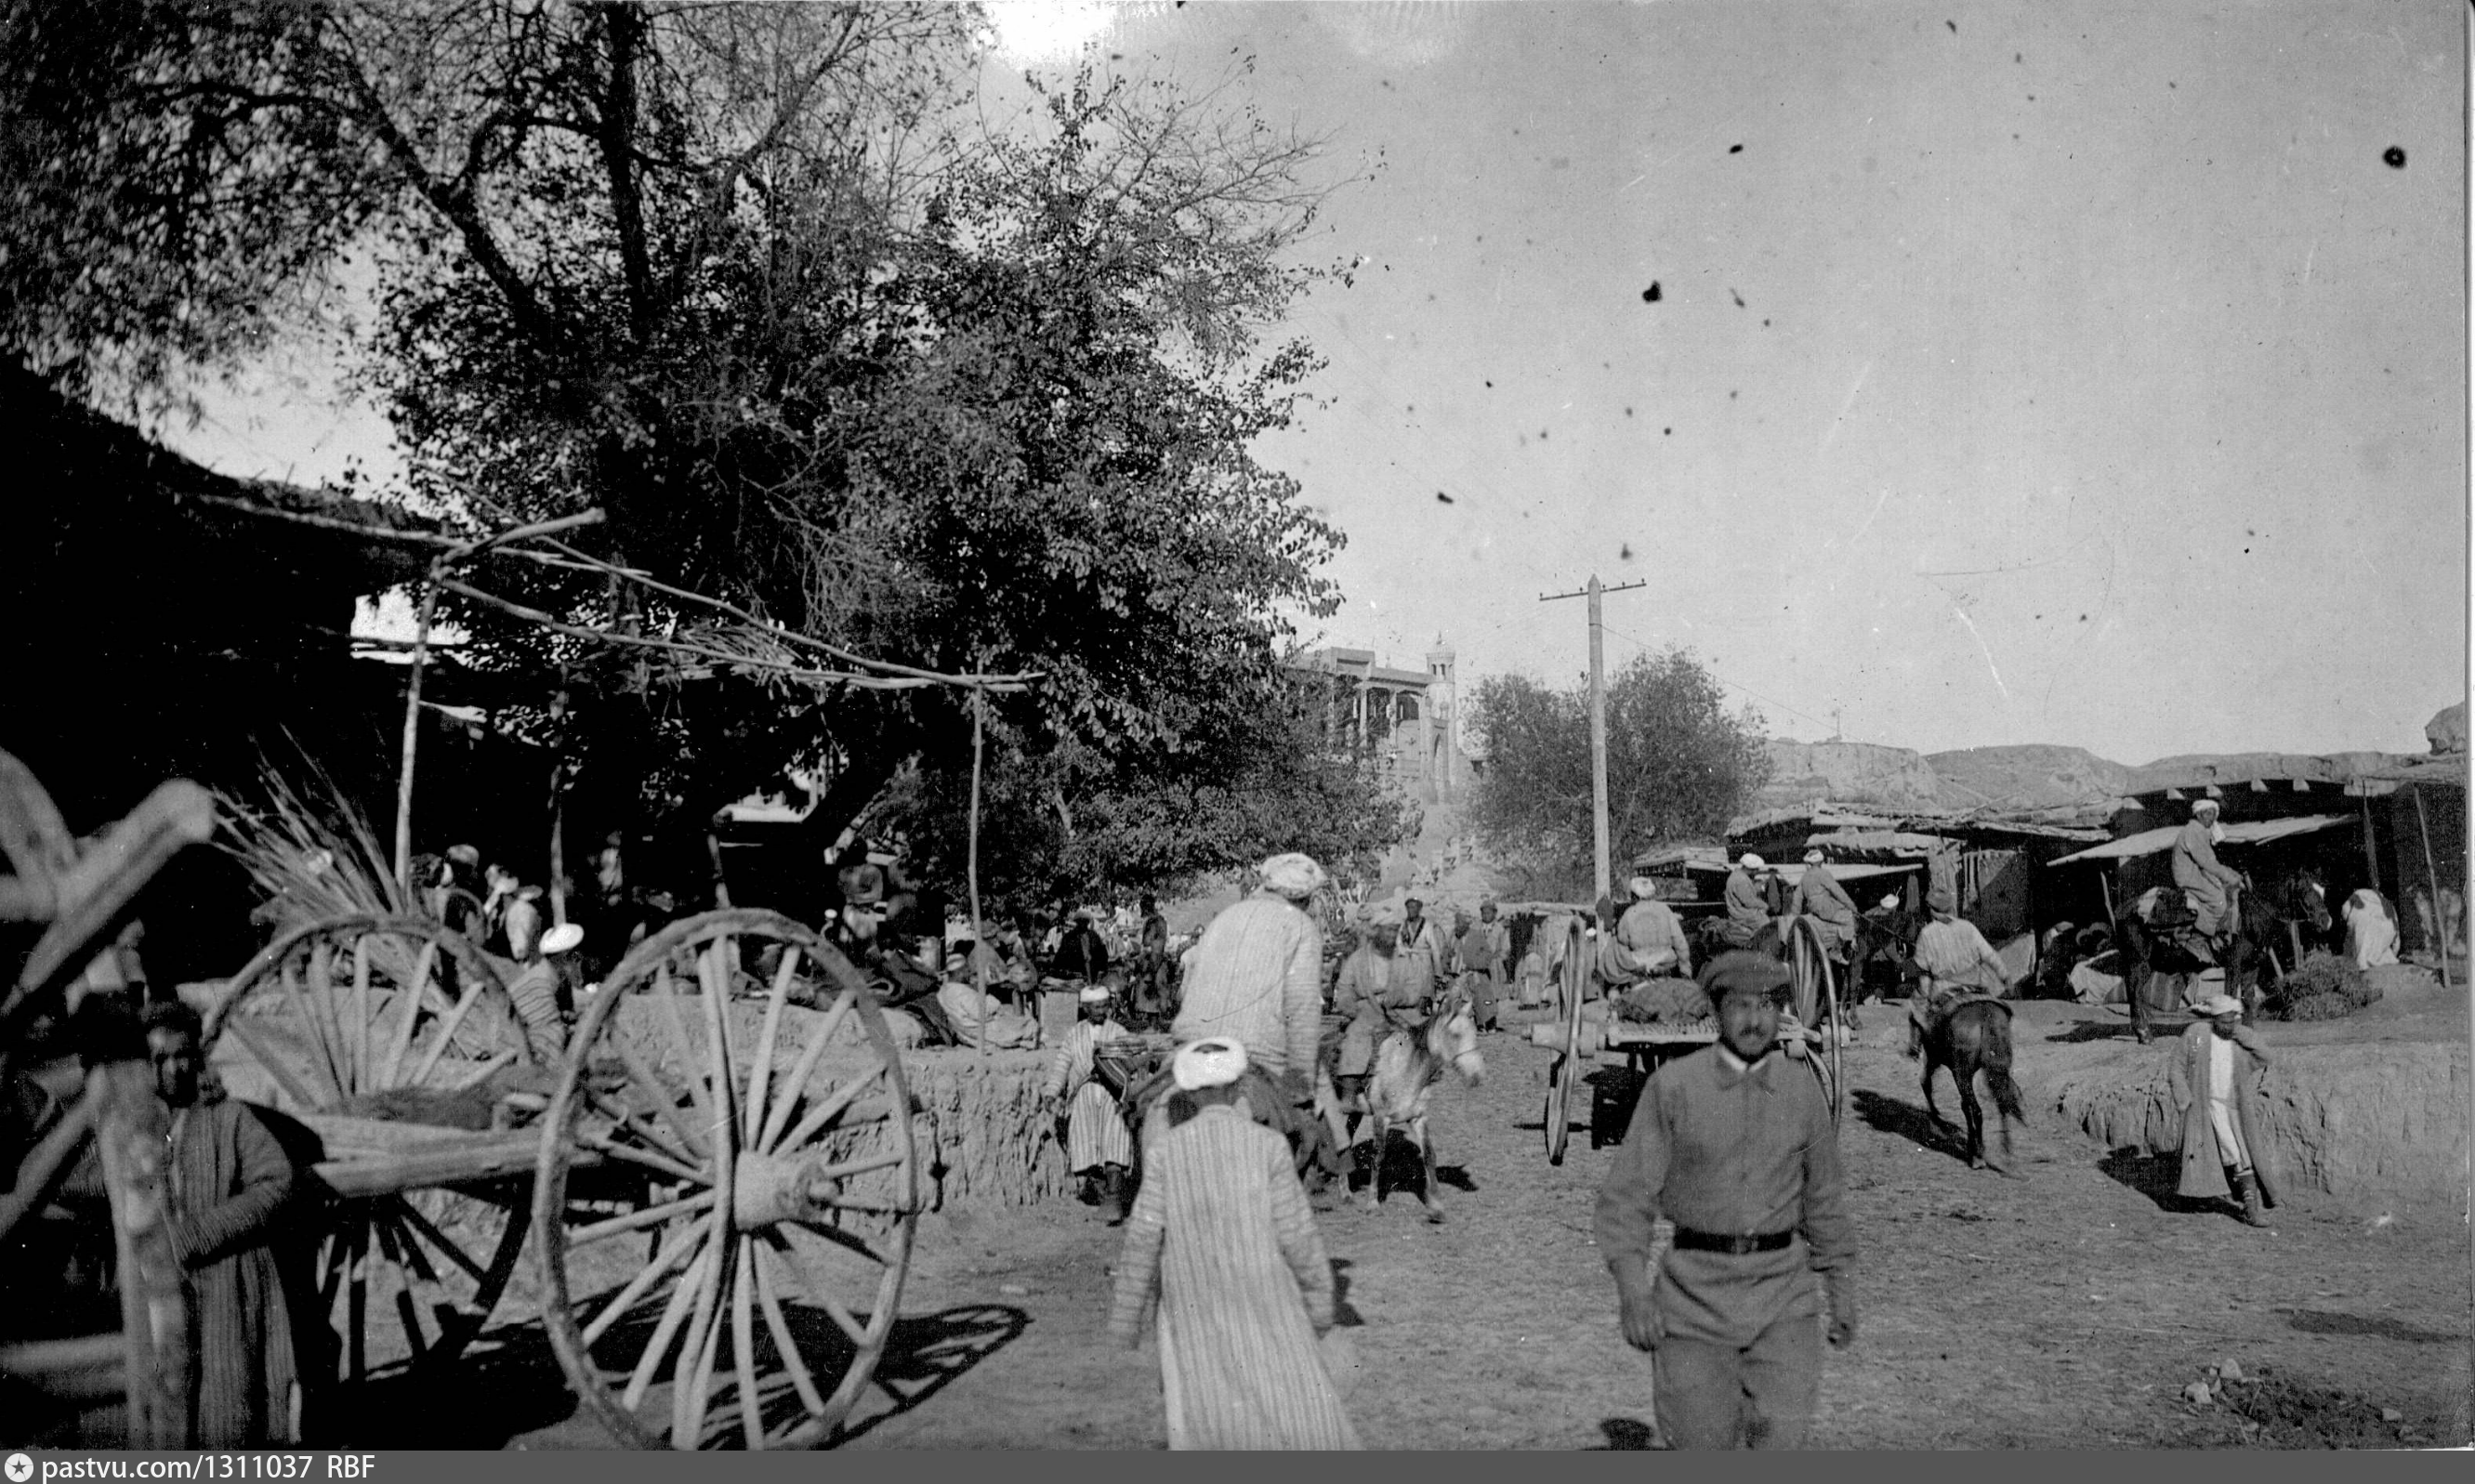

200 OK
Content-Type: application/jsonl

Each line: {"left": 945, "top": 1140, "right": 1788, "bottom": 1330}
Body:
{"left": 1680, "top": 860, "right": 1918, "bottom": 886}
{"left": 2047, "top": 813, "right": 2353, "bottom": 866}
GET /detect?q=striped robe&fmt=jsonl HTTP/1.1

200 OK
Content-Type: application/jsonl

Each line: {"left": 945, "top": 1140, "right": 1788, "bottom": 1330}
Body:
{"left": 1108, "top": 1104, "right": 1359, "bottom": 1450}
{"left": 1171, "top": 895, "right": 1325, "bottom": 1079}
{"left": 1043, "top": 1018, "right": 1135, "bottom": 1173}
{"left": 167, "top": 1097, "right": 300, "bottom": 1447}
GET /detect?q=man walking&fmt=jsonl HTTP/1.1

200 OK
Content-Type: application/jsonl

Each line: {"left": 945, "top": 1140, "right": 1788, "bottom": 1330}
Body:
{"left": 1390, "top": 897, "right": 1452, "bottom": 1007}
{"left": 1595, "top": 952, "right": 1857, "bottom": 1450}
{"left": 1161, "top": 852, "right": 1331, "bottom": 1159}
{"left": 2167, "top": 993, "right": 2280, "bottom": 1228}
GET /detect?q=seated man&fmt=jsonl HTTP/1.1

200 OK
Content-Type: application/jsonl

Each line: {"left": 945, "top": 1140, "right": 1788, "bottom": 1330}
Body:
{"left": 1907, "top": 887, "right": 2008, "bottom": 1056}
{"left": 1046, "top": 982, "right": 1136, "bottom": 1213}
{"left": 1719, "top": 855, "right": 1773, "bottom": 949}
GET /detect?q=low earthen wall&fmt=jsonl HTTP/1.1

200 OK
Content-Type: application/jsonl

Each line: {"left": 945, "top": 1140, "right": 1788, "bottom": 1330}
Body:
{"left": 898, "top": 1047, "right": 1070, "bottom": 1210}
{"left": 2034, "top": 1040, "right": 2470, "bottom": 1203}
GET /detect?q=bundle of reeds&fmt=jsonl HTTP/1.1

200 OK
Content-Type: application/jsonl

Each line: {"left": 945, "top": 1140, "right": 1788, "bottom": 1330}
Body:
{"left": 217, "top": 755, "right": 415, "bottom": 931}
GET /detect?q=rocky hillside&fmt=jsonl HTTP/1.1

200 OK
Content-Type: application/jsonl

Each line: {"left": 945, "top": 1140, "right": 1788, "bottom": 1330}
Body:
{"left": 1753, "top": 740, "right": 1944, "bottom": 811}
{"left": 1926, "top": 744, "right": 2131, "bottom": 810}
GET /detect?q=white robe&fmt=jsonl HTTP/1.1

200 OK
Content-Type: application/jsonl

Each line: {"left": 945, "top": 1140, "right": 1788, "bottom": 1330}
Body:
{"left": 2342, "top": 889, "right": 2399, "bottom": 969}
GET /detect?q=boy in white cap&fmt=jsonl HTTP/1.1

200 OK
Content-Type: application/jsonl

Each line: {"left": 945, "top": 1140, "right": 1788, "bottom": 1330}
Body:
{"left": 2167, "top": 994, "right": 2280, "bottom": 1228}
{"left": 1045, "top": 979, "right": 1135, "bottom": 1213}
{"left": 1110, "top": 1038, "right": 1359, "bottom": 1449}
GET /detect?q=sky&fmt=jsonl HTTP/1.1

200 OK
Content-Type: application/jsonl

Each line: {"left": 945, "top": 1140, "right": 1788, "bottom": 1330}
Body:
{"left": 163, "top": 0, "right": 2469, "bottom": 768}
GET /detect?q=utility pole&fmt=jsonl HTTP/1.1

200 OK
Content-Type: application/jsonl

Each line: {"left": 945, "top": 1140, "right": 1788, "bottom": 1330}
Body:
{"left": 1541, "top": 575, "right": 1648, "bottom": 913}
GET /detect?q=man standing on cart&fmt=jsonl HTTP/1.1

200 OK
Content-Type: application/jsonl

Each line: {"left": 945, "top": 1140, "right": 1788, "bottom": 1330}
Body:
{"left": 1595, "top": 952, "right": 1857, "bottom": 1449}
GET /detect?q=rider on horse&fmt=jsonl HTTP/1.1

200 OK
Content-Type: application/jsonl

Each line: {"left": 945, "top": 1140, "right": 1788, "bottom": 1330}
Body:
{"left": 1719, "top": 854, "right": 1774, "bottom": 949}
{"left": 2170, "top": 799, "right": 2245, "bottom": 952}
{"left": 1907, "top": 886, "right": 2009, "bottom": 1057}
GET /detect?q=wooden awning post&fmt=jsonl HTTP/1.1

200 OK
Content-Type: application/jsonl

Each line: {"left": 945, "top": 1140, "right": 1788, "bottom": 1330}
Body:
{"left": 2359, "top": 792, "right": 2383, "bottom": 899}
{"left": 968, "top": 684, "right": 990, "bottom": 1059}
{"left": 2411, "top": 786, "right": 2451, "bottom": 991}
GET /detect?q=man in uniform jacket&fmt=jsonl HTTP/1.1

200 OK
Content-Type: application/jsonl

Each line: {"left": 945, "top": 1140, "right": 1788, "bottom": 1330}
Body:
{"left": 1595, "top": 952, "right": 1857, "bottom": 1449}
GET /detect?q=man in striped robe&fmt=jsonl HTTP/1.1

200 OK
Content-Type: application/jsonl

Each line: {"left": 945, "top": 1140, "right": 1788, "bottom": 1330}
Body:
{"left": 1110, "top": 1039, "right": 1359, "bottom": 1449}
{"left": 146, "top": 1002, "right": 301, "bottom": 1447}
{"left": 1045, "top": 981, "right": 1135, "bottom": 1212}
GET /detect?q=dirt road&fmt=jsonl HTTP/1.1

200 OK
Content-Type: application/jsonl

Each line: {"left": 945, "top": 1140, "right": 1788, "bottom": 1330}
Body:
{"left": 408, "top": 998, "right": 2468, "bottom": 1450}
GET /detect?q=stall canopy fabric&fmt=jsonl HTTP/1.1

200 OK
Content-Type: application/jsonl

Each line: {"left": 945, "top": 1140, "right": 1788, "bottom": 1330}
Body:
{"left": 2047, "top": 813, "right": 2353, "bottom": 865}
{"left": 1680, "top": 860, "right": 1915, "bottom": 886}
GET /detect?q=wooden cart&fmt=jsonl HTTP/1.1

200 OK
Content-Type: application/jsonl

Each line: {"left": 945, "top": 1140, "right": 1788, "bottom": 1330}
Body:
{"left": 6, "top": 897, "right": 925, "bottom": 1451}
{"left": 1539, "top": 915, "right": 1845, "bottom": 1165}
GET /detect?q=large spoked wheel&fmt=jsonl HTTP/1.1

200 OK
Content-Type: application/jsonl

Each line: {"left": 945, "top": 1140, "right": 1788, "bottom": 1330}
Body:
{"left": 534, "top": 909, "right": 925, "bottom": 1451}
{"left": 204, "top": 915, "right": 538, "bottom": 1382}
{"left": 1544, "top": 920, "right": 1589, "bottom": 1165}
{"left": 1785, "top": 918, "right": 1846, "bottom": 1128}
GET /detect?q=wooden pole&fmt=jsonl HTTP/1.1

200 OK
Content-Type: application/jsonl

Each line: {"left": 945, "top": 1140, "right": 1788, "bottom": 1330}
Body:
{"left": 2411, "top": 785, "right": 2451, "bottom": 991}
{"left": 393, "top": 571, "right": 444, "bottom": 901}
{"left": 2359, "top": 791, "right": 2383, "bottom": 898}
{"left": 968, "top": 686, "right": 991, "bottom": 1058}
{"left": 1586, "top": 576, "right": 1611, "bottom": 910}
{"left": 546, "top": 687, "right": 568, "bottom": 927}
{"left": 91, "top": 1060, "right": 188, "bottom": 1447}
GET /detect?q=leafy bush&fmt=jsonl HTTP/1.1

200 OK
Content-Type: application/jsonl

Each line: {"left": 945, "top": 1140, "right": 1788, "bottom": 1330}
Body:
{"left": 2262, "top": 951, "right": 2380, "bottom": 1021}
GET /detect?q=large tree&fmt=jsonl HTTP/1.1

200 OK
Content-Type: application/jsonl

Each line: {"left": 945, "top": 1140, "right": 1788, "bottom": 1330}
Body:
{"left": 2, "top": 2, "right": 1361, "bottom": 894}
{"left": 1467, "top": 649, "right": 1771, "bottom": 893}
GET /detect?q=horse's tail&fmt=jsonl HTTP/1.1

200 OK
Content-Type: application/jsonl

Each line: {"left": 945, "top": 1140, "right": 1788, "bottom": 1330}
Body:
{"left": 1978, "top": 1008, "right": 2027, "bottom": 1123}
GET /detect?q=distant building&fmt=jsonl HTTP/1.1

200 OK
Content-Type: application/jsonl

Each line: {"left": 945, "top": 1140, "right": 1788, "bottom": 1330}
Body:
{"left": 1289, "top": 641, "right": 1465, "bottom": 803}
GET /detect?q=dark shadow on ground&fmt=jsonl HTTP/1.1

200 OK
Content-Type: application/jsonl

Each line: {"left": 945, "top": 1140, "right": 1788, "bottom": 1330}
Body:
{"left": 2275, "top": 1307, "right": 2466, "bottom": 1344}
{"left": 1850, "top": 1088, "right": 1956, "bottom": 1157}
{"left": 838, "top": 1304, "right": 1029, "bottom": 1444}
{"left": 2096, "top": 1147, "right": 2232, "bottom": 1216}
{"left": 307, "top": 1320, "right": 576, "bottom": 1447}
{"left": 2046, "top": 1018, "right": 2145, "bottom": 1044}
{"left": 1330, "top": 1259, "right": 1364, "bottom": 1328}
{"left": 1593, "top": 1417, "right": 1662, "bottom": 1450}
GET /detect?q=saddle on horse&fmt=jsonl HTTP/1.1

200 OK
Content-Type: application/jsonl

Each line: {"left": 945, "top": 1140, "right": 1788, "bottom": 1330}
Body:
{"left": 2133, "top": 886, "right": 2229, "bottom": 964}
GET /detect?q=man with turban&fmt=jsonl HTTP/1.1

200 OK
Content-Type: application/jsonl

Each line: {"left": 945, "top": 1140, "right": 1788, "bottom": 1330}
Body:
{"left": 2167, "top": 993, "right": 2280, "bottom": 1228}
{"left": 1595, "top": 953, "right": 1857, "bottom": 1449}
{"left": 1161, "top": 853, "right": 1335, "bottom": 1172}
{"left": 1046, "top": 980, "right": 1136, "bottom": 1214}
{"left": 1110, "top": 1039, "right": 1359, "bottom": 1449}
{"left": 1722, "top": 855, "right": 1774, "bottom": 949}
{"left": 2170, "top": 799, "right": 2245, "bottom": 942}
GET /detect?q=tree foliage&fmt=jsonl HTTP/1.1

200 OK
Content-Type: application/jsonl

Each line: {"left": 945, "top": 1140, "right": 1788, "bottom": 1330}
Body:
{"left": 873, "top": 671, "right": 1419, "bottom": 918}
{"left": 2, "top": 1, "right": 1363, "bottom": 897}
{"left": 1467, "top": 649, "right": 1771, "bottom": 888}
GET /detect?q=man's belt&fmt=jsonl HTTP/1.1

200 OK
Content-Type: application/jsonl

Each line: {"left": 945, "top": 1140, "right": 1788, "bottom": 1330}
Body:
{"left": 1672, "top": 1227, "right": 1795, "bottom": 1255}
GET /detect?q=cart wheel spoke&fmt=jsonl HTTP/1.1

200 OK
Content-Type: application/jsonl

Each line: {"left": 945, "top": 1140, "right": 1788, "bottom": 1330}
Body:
{"left": 538, "top": 910, "right": 915, "bottom": 1449}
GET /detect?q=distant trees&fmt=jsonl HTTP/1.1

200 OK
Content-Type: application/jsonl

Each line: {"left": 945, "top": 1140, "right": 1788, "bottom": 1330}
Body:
{"left": 1467, "top": 649, "right": 1770, "bottom": 890}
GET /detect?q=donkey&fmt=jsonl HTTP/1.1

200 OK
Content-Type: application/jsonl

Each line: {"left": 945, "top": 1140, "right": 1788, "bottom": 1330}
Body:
{"left": 1921, "top": 998, "right": 2026, "bottom": 1172}
{"left": 1353, "top": 995, "right": 1485, "bottom": 1222}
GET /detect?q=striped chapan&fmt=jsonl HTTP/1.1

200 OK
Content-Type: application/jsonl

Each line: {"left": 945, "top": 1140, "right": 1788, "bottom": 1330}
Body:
{"left": 1043, "top": 1018, "right": 1135, "bottom": 1172}
{"left": 1108, "top": 1103, "right": 1359, "bottom": 1449}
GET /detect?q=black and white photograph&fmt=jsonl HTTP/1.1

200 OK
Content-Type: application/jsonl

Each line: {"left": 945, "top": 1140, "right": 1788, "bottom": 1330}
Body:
{"left": 1, "top": 0, "right": 2467, "bottom": 1452}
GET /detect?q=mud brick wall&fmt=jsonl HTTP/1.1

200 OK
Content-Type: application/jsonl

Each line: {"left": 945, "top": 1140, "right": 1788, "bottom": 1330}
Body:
{"left": 2042, "top": 1041, "right": 2471, "bottom": 1202}
{"left": 896, "top": 1048, "right": 1071, "bottom": 1209}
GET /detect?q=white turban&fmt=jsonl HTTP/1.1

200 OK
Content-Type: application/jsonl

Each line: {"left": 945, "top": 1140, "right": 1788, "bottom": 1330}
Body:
{"left": 1077, "top": 983, "right": 1113, "bottom": 1005}
{"left": 1257, "top": 852, "right": 1329, "bottom": 900}
{"left": 1172, "top": 1037, "right": 1248, "bottom": 1091}
{"left": 1627, "top": 875, "right": 1658, "bottom": 900}
{"left": 1740, "top": 853, "right": 1767, "bottom": 871}
{"left": 1879, "top": 895, "right": 1900, "bottom": 912}
{"left": 2193, "top": 993, "right": 2243, "bottom": 1018}
{"left": 540, "top": 923, "right": 586, "bottom": 956}
{"left": 2192, "top": 799, "right": 2221, "bottom": 818}
{"left": 1803, "top": 848, "right": 1825, "bottom": 864}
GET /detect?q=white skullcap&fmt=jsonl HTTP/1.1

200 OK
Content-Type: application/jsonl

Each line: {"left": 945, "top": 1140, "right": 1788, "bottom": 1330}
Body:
{"left": 2193, "top": 993, "right": 2244, "bottom": 1018}
{"left": 1257, "top": 852, "right": 1329, "bottom": 900}
{"left": 1740, "top": 853, "right": 1768, "bottom": 871}
{"left": 1627, "top": 875, "right": 1658, "bottom": 900}
{"left": 540, "top": 923, "right": 586, "bottom": 955}
{"left": 1077, "top": 983, "right": 1113, "bottom": 1004}
{"left": 1172, "top": 1037, "right": 1248, "bottom": 1091}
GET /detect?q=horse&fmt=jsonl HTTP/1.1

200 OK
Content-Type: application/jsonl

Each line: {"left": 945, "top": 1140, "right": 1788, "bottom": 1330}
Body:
{"left": 1921, "top": 998, "right": 2026, "bottom": 1172}
{"left": 1349, "top": 994, "right": 1484, "bottom": 1222}
{"left": 2117, "top": 867, "right": 2331, "bottom": 1044}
